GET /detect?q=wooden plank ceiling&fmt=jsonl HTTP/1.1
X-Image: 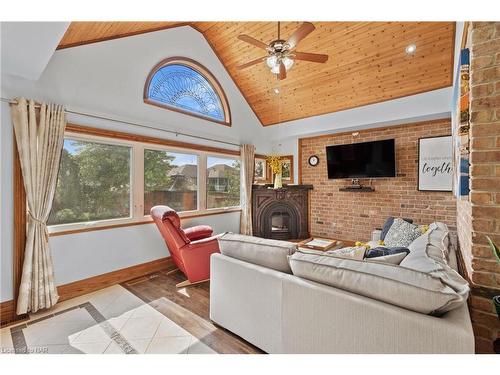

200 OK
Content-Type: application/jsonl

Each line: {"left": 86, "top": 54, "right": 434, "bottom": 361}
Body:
{"left": 58, "top": 22, "right": 455, "bottom": 126}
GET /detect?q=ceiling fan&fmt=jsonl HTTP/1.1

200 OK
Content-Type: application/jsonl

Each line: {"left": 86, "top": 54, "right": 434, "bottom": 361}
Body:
{"left": 236, "top": 22, "right": 329, "bottom": 80}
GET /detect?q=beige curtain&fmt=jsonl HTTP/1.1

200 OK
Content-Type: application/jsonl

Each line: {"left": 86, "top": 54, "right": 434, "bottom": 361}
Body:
{"left": 240, "top": 144, "right": 255, "bottom": 235}
{"left": 11, "top": 98, "right": 66, "bottom": 314}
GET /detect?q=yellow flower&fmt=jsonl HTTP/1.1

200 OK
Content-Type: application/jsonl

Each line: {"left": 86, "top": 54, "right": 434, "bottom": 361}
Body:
{"left": 421, "top": 225, "right": 429, "bottom": 234}
{"left": 355, "top": 241, "right": 371, "bottom": 249}
{"left": 378, "top": 240, "right": 385, "bottom": 246}
{"left": 266, "top": 154, "right": 283, "bottom": 174}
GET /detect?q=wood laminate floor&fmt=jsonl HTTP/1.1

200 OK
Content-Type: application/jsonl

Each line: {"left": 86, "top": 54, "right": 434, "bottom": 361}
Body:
{"left": 0, "top": 270, "right": 262, "bottom": 354}
{"left": 122, "top": 270, "right": 263, "bottom": 354}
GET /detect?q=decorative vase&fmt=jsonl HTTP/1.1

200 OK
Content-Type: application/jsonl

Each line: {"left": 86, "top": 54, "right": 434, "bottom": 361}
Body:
{"left": 274, "top": 172, "right": 283, "bottom": 189}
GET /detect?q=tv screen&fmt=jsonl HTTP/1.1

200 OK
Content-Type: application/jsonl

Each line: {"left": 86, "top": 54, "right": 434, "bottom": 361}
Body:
{"left": 326, "top": 139, "right": 396, "bottom": 179}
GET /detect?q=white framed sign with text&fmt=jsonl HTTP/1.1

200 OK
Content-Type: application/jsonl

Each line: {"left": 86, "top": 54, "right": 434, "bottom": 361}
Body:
{"left": 418, "top": 136, "right": 453, "bottom": 192}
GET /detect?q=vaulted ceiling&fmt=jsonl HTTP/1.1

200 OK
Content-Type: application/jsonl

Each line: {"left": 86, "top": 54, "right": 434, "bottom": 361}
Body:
{"left": 58, "top": 22, "right": 455, "bottom": 126}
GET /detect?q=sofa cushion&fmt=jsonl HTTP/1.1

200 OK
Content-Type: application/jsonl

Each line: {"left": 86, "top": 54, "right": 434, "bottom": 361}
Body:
{"left": 426, "top": 222, "right": 450, "bottom": 265}
{"left": 218, "top": 233, "right": 297, "bottom": 273}
{"left": 384, "top": 218, "right": 422, "bottom": 247}
{"left": 380, "top": 217, "right": 413, "bottom": 240}
{"left": 289, "top": 248, "right": 468, "bottom": 315}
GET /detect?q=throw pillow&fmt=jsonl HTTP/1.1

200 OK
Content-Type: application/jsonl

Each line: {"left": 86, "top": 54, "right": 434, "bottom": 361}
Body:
{"left": 380, "top": 217, "right": 414, "bottom": 240}
{"left": 365, "top": 246, "right": 410, "bottom": 258}
{"left": 384, "top": 218, "right": 422, "bottom": 247}
{"left": 367, "top": 252, "right": 408, "bottom": 265}
{"left": 326, "top": 246, "right": 366, "bottom": 260}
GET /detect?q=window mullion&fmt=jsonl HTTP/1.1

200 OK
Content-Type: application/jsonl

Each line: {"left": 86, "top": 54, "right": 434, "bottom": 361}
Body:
{"left": 199, "top": 153, "right": 207, "bottom": 211}
{"left": 133, "top": 143, "right": 145, "bottom": 219}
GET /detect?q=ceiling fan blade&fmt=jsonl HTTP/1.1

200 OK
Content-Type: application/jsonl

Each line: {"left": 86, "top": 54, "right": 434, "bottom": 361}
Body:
{"left": 294, "top": 51, "right": 329, "bottom": 63}
{"left": 287, "top": 22, "right": 315, "bottom": 50}
{"left": 278, "top": 61, "right": 286, "bottom": 80}
{"left": 238, "top": 34, "right": 269, "bottom": 50}
{"left": 236, "top": 56, "right": 267, "bottom": 70}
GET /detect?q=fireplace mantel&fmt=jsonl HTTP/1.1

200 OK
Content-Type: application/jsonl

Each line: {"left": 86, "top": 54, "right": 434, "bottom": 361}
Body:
{"left": 252, "top": 185, "right": 312, "bottom": 240}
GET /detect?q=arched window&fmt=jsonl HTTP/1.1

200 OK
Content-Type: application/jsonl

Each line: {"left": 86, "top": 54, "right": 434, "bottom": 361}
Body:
{"left": 144, "top": 57, "right": 231, "bottom": 126}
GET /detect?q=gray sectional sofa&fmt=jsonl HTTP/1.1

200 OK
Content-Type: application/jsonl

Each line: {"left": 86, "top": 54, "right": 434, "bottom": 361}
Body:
{"left": 209, "top": 222, "right": 474, "bottom": 353}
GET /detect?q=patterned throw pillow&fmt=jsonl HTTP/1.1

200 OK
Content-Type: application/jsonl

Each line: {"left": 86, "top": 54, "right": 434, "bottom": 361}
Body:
{"left": 384, "top": 218, "right": 422, "bottom": 247}
{"left": 326, "top": 246, "right": 366, "bottom": 260}
{"left": 380, "top": 217, "right": 414, "bottom": 240}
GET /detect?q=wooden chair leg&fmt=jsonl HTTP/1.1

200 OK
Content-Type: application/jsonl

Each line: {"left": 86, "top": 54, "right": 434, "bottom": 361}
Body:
{"left": 175, "top": 278, "right": 210, "bottom": 288}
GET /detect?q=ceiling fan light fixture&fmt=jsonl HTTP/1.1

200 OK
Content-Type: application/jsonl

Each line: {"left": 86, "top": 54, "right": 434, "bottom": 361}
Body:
{"left": 269, "top": 56, "right": 294, "bottom": 74}
{"left": 282, "top": 57, "right": 294, "bottom": 70}
{"left": 266, "top": 55, "right": 278, "bottom": 68}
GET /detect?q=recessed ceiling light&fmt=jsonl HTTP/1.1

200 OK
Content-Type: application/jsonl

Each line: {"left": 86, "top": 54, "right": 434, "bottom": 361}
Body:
{"left": 405, "top": 44, "right": 416, "bottom": 54}
{"left": 273, "top": 88, "right": 280, "bottom": 94}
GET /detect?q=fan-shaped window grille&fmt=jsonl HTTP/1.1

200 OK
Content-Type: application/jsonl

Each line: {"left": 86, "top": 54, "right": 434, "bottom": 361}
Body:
{"left": 144, "top": 57, "right": 231, "bottom": 126}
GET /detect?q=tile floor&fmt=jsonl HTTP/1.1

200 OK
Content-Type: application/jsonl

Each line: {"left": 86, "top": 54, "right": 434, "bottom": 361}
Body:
{"left": 0, "top": 285, "right": 216, "bottom": 354}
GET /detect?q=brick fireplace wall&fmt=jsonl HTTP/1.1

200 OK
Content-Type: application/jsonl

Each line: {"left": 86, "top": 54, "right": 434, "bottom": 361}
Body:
{"left": 456, "top": 22, "right": 500, "bottom": 354}
{"left": 299, "top": 118, "right": 456, "bottom": 241}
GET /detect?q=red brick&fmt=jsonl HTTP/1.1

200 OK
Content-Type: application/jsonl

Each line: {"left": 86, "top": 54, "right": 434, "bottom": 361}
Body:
{"left": 470, "top": 136, "right": 496, "bottom": 149}
{"left": 470, "top": 295, "right": 495, "bottom": 313}
{"left": 471, "top": 96, "right": 500, "bottom": 110}
{"left": 470, "top": 191, "right": 493, "bottom": 204}
{"left": 470, "top": 110, "right": 495, "bottom": 123}
{"left": 470, "top": 150, "right": 500, "bottom": 162}
{"left": 470, "top": 164, "right": 493, "bottom": 176}
{"left": 472, "top": 39, "right": 500, "bottom": 58}
{"left": 472, "top": 258, "right": 500, "bottom": 274}
{"left": 472, "top": 271, "right": 497, "bottom": 286}
{"left": 471, "top": 309, "right": 500, "bottom": 329}
{"left": 470, "top": 177, "right": 500, "bottom": 190}
{"left": 474, "top": 336, "right": 495, "bottom": 354}
{"left": 471, "top": 83, "right": 494, "bottom": 97}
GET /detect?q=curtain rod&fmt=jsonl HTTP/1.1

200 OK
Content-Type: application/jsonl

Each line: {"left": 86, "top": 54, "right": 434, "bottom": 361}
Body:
{"left": 1, "top": 97, "right": 241, "bottom": 147}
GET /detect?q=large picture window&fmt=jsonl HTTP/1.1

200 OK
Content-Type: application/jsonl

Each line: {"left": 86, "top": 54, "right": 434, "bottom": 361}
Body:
{"left": 207, "top": 156, "right": 241, "bottom": 209}
{"left": 144, "top": 150, "right": 198, "bottom": 214}
{"left": 48, "top": 138, "right": 131, "bottom": 226}
{"left": 144, "top": 57, "right": 231, "bottom": 126}
{"left": 48, "top": 130, "right": 241, "bottom": 234}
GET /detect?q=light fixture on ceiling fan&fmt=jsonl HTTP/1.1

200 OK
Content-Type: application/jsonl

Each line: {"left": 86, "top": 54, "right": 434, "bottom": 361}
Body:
{"left": 236, "top": 22, "right": 329, "bottom": 80}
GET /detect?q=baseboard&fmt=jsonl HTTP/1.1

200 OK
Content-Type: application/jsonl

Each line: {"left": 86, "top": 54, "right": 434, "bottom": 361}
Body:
{"left": 0, "top": 300, "right": 28, "bottom": 327}
{"left": 0, "top": 256, "right": 175, "bottom": 327}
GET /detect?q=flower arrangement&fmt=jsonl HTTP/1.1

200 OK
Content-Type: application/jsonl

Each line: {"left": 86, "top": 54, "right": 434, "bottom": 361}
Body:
{"left": 266, "top": 154, "right": 283, "bottom": 189}
{"left": 266, "top": 154, "right": 283, "bottom": 174}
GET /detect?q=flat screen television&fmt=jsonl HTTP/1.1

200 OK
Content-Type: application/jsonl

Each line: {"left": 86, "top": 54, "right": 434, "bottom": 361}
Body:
{"left": 326, "top": 139, "right": 396, "bottom": 179}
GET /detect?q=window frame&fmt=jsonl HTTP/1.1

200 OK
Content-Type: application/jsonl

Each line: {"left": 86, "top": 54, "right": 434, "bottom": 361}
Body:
{"left": 48, "top": 129, "right": 242, "bottom": 235}
{"left": 206, "top": 153, "right": 242, "bottom": 210}
{"left": 143, "top": 57, "right": 232, "bottom": 127}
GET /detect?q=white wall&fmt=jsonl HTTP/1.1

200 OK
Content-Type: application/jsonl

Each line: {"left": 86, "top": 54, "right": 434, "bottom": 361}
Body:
{"left": 49, "top": 212, "right": 239, "bottom": 286}
{"left": 0, "top": 25, "right": 264, "bottom": 302}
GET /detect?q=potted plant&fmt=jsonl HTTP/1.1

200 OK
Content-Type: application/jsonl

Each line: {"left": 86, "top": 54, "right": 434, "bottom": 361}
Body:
{"left": 486, "top": 236, "right": 500, "bottom": 318}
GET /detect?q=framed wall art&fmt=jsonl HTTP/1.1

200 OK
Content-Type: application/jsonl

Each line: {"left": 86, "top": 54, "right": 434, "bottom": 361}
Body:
{"left": 418, "top": 136, "right": 453, "bottom": 192}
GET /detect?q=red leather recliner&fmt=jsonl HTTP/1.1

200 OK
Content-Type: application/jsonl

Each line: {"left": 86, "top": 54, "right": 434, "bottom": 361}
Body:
{"left": 151, "top": 205, "right": 220, "bottom": 287}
